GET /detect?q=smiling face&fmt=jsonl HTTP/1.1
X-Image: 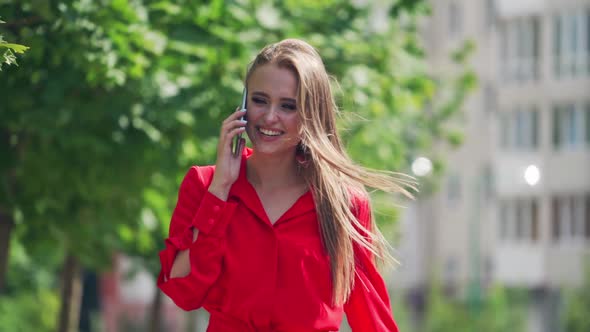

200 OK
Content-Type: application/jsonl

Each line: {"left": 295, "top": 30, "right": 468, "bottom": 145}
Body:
{"left": 245, "top": 63, "right": 301, "bottom": 158}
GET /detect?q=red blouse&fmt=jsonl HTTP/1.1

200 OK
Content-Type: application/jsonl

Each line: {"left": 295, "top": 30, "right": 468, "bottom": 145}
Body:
{"left": 157, "top": 149, "right": 399, "bottom": 332}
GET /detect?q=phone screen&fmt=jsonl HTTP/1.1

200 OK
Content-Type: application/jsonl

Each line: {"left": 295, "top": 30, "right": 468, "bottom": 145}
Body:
{"left": 233, "top": 87, "right": 247, "bottom": 155}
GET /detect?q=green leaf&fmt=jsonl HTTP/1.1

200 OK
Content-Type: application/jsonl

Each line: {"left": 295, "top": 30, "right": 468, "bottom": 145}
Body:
{"left": 0, "top": 43, "right": 30, "bottom": 53}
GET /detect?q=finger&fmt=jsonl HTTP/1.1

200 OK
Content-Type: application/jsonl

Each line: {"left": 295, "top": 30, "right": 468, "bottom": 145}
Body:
{"left": 233, "top": 107, "right": 247, "bottom": 120}
{"left": 221, "top": 127, "right": 246, "bottom": 150}
{"left": 225, "top": 126, "right": 246, "bottom": 141}
{"left": 222, "top": 119, "right": 247, "bottom": 132}
{"left": 223, "top": 107, "right": 247, "bottom": 124}
{"left": 220, "top": 118, "right": 247, "bottom": 138}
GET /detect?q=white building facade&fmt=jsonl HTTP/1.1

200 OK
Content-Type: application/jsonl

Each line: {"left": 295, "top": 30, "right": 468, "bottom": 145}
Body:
{"left": 395, "top": 1, "right": 590, "bottom": 331}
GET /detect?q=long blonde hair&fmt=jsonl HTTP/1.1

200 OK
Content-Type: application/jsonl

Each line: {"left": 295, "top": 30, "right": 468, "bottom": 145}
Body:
{"left": 245, "top": 39, "right": 416, "bottom": 305}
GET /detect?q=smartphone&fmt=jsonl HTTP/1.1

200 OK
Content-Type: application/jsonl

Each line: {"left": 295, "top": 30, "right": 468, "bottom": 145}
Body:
{"left": 233, "top": 87, "right": 247, "bottom": 155}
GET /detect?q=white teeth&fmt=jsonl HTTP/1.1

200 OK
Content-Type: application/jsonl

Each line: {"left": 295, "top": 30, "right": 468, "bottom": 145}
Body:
{"left": 259, "top": 128, "right": 282, "bottom": 136}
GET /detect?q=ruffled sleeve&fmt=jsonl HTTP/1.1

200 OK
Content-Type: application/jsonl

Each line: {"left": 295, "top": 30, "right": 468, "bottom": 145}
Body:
{"left": 344, "top": 194, "right": 399, "bottom": 332}
{"left": 157, "top": 166, "right": 238, "bottom": 311}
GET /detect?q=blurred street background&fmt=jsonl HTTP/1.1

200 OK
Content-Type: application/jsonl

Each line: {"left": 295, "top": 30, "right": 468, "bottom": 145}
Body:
{"left": 1, "top": 0, "right": 589, "bottom": 332}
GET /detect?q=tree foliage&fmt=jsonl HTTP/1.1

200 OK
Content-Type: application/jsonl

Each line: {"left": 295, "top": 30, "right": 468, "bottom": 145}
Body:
{"left": 425, "top": 282, "right": 527, "bottom": 332}
{"left": 0, "top": 237, "right": 59, "bottom": 332}
{"left": 562, "top": 262, "right": 590, "bottom": 332}
{"left": 0, "top": 17, "right": 29, "bottom": 70}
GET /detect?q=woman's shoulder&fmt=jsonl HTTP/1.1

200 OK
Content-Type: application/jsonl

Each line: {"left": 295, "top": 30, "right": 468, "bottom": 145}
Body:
{"left": 348, "top": 187, "right": 370, "bottom": 210}
{"left": 183, "top": 164, "right": 217, "bottom": 188}
{"left": 346, "top": 187, "right": 373, "bottom": 229}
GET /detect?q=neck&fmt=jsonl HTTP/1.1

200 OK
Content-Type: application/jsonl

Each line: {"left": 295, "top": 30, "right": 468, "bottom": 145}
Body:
{"left": 246, "top": 152, "right": 303, "bottom": 191}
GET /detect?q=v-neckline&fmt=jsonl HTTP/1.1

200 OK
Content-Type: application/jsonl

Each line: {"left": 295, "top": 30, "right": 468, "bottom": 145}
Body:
{"left": 247, "top": 182, "right": 310, "bottom": 226}
{"left": 227, "top": 150, "right": 314, "bottom": 227}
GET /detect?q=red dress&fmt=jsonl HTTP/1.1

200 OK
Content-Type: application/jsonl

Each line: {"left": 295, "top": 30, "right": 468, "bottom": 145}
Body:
{"left": 157, "top": 149, "right": 399, "bottom": 332}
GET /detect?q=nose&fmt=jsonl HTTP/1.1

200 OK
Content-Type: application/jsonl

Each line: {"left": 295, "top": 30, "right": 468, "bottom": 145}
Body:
{"left": 263, "top": 105, "right": 280, "bottom": 123}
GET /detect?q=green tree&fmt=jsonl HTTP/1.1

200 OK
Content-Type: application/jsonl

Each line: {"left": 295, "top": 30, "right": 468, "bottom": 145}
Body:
{"left": 424, "top": 280, "right": 527, "bottom": 332}
{"left": 0, "top": 17, "right": 29, "bottom": 71}
{"left": 0, "top": 1, "right": 193, "bottom": 330}
{"left": 0, "top": 237, "right": 59, "bottom": 332}
{"left": 0, "top": 1, "right": 473, "bottom": 331}
{"left": 562, "top": 262, "right": 590, "bottom": 332}
{"left": 0, "top": 17, "right": 27, "bottom": 294}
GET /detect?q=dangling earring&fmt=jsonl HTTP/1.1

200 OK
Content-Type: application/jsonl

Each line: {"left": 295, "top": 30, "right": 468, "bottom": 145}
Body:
{"left": 296, "top": 142, "right": 310, "bottom": 169}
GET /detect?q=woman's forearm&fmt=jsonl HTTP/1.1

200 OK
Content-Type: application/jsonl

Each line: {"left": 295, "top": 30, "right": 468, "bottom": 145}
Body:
{"left": 169, "top": 228, "right": 199, "bottom": 279}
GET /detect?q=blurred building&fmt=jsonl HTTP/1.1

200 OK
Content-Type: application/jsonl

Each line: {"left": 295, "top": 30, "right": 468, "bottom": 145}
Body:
{"left": 395, "top": 0, "right": 590, "bottom": 331}
{"left": 98, "top": 254, "right": 209, "bottom": 332}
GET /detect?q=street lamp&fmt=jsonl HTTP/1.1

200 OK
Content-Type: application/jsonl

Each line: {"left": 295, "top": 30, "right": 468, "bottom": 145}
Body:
{"left": 524, "top": 165, "right": 541, "bottom": 186}
{"left": 411, "top": 157, "right": 433, "bottom": 177}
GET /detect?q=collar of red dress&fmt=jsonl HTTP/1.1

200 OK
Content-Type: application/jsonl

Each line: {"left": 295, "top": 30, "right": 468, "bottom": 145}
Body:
{"left": 227, "top": 147, "right": 316, "bottom": 226}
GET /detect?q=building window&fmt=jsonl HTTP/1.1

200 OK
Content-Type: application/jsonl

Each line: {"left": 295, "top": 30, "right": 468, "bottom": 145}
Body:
{"left": 565, "top": 106, "right": 579, "bottom": 146}
{"left": 553, "top": 10, "right": 590, "bottom": 78}
{"left": 515, "top": 200, "right": 524, "bottom": 238}
{"left": 498, "top": 198, "right": 539, "bottom": 242}
{"left": 499, "top": 106, "right": 539, "bottom": 151}
{"left": 551, "top": 194, "right": 590, "bottom": 243}
{"left": 500, "top": 17, "right": 541, "bottom": 82}
{"left": 485, "top": 0, "right": 496, "bottom": 30}
{"left": 449, "top": 1, "right": 463, "bottom": 38}
{"left": 531, "top": 108, "right": 539, "bottom": 147}
{"left": 499, "top": 201, "right": 509, "bottom": 239}
{"left": 516, "top": 109, "right": 527, "bottom": 147}
{"left": 482, "top": 164, "right": 495, "bottom": 200}
{"left": 531, "top": 199, "right": 539, "bottom": 241}
{"left": 552, "top": 198, "right": 560, "bottom": 240}
{"left": 574, "top": 196, "right": 585, "bottom": 236}
{"left": 500, "top": 112, "right": 510, "bottom": 148}
{"left": 559, "top": 196, "right": 574, "bottom": 237}
{"left": 553, "top": 102, "right": 589, "bottom": 150}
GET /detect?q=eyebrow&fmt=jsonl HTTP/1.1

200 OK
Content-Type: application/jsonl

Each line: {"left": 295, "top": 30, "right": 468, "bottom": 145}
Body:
{"left": 251, "top": 91, "right": 296, "bottom": 104}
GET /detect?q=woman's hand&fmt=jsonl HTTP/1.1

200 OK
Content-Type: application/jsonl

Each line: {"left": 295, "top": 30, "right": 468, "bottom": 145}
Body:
{"left": 208, "top": 107, "right": 247, "bottom": 201}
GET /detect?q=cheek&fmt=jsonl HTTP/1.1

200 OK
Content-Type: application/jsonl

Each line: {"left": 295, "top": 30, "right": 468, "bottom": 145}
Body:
{"left": 289, "top": 116, "right": 302, "bottom": 132}
{"left": 244, "top": 106, "right": 264, "bottom": 122}
{"left": 288, "top": 119, "right": 302, "bottom": 145}
{"left": 245, "top": 120, "right": 255, "bottom": 134}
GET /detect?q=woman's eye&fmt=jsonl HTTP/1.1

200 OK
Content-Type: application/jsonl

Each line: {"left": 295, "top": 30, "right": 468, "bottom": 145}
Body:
{"left": 252, "top": 97, "right": 266, "bottom": 104}
{"left": 282, "top": 104, "right": 296, "bottom": 110}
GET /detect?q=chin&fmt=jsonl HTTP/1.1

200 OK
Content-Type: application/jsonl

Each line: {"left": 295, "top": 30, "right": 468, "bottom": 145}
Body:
{"left": 252, "top": 143, "right": 296, "bottom": 157}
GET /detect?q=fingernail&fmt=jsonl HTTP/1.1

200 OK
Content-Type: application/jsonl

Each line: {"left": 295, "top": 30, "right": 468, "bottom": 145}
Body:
{"left": 241, "top": 108, "right": 247, "bottom": 112}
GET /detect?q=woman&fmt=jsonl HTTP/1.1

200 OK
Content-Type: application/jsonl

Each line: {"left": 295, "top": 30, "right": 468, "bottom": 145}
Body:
{"left": 157, "top": 39, "right": 414, "bottom": 331}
